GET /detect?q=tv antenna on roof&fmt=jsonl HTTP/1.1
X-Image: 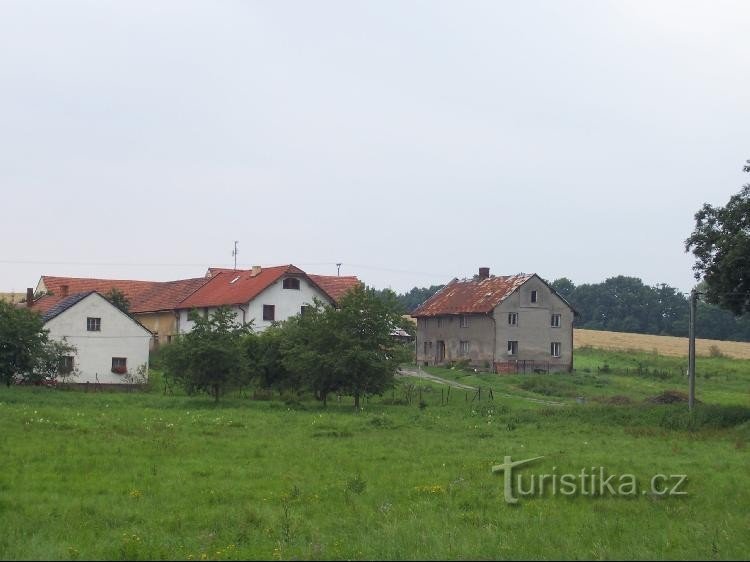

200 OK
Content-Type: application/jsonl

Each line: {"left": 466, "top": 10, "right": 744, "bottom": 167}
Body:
{"left": 336, "top": 263, "right": 342, "bottom": 276}
{"left": 232, "top": 241, "right": 239, "bottom": 270}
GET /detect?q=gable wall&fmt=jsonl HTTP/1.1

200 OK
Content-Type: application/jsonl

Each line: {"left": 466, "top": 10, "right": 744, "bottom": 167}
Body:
{"left": 178, "top": 276, "right": 332, "bottom": 333}
{"left": 44, "top": 294, "right": 151, "bottom": 384}
{"left": 493, "top": 277, "right": 574, "bottom": 371}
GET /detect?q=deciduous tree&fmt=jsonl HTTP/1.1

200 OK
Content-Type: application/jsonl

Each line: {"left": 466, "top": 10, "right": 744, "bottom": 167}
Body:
{"left": 685, "top": 160, "right": 750, "bottom": 315}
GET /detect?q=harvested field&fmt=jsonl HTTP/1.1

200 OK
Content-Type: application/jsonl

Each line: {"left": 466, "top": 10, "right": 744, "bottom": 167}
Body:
{"left": 574, "top": 328, "right": 750, "bottom": 360}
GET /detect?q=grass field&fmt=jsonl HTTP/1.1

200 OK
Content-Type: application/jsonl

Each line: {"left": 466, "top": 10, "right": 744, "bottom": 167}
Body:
{"left": 1, "top": 348, "right": 749, "bottom": 560}
{"left": 574, "top": 328, "right": 750, "bottom": 360}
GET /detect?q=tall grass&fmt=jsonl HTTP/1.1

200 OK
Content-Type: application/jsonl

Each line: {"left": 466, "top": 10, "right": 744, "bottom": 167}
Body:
{"left": 1, "top": 350, "right": 749, "bottom": 560}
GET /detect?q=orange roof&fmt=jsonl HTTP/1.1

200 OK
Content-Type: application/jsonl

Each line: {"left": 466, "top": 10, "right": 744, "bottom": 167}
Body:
{"left": 38, "top": 276, "right": 207, "bottom": 313}
{"left": 412, "top": 274, "right": 533, "bottom": 317}
{"left": 179, "top": 266, "right": 362, "bottom": 309}
{"left": 179, "top": 265, "right": 306, "bottom": 309}
{"left": 308, "top": 275, "right": 361, "bottom": 304}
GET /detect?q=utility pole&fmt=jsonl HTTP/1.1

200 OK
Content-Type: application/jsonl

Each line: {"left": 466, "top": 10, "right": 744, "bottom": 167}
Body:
{"left": 232, "top": 241, "right": 239, "bottom": 270}
{"left": 688, "top": 288, "right": 698, "bottom": 411}
{"left": 336, "top": 263, "right": 342, "bottom": 277}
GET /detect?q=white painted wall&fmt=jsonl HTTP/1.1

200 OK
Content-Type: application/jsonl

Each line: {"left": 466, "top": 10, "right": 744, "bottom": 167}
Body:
{"left": 178, "top": 277, "right": 333, "bottom": 334}
{"left": 44, "top": 293, "right": 152, "bottom": 384}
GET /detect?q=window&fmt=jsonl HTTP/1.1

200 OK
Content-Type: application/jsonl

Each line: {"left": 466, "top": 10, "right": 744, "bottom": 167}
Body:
{"left": 507, "top": 341, "right": 518, "bottom": 355}
{"left": 551, "top": 313, "right": 561, "bottom": 328}
{"left": 508, "top": 312, "right": 518, "bottom": 326}
{"left": 460, "top": 315, "right": 470, "bottom": 328}
{"left": 58, "top": 356, "right": 74, "bottom": 374}
{"left": 459, "top": 341, "right": 470, "bottom": 355}
{"left": 86, "top": 317, "right": 101, "bottom": 331}
{"left": 437, "top": 317, "right": 443, "bottom": 328}
{"left": 530, "top": 290, "right": 538, "bottom": 303}
{"left": 263, "top": 304, "right": 275, "bottom": 321}
{"left": 111, "top": 357, "right": 127, "bottom": 374}
{"left": 551, "top": 342, "right": 561, "bottom": 357}
{"left": 300, "top": 305, "right": 311, "bottom": 316}
{"left": 283, "top": 278, "right": 301, "bottom": 290}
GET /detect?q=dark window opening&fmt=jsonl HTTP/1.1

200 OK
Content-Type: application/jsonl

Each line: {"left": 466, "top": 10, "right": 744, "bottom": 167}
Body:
{"left": 263, "top": 305, "right": 275, "bottom": 322}
{"left": 58, "top": 356, "right": 74, "bottom": 374}
{"left": 283, "top": 278, "right": 301, "bottom": 290}
{"left": 87, "top": 317, "right": 101, "bottom": 332}
{"left": 111, "top": 357, "right": 127, "bottom": 374}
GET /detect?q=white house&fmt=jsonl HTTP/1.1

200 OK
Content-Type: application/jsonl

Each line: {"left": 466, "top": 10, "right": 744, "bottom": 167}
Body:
{"left": 176, "top": 265, "right": 361, "bottom": 333}
{"left": 42, "top": 291, "right": 152, "bottom": 385}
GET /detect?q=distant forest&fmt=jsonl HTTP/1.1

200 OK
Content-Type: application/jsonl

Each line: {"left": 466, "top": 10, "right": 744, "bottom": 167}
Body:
{"left": 377, "top": 276, "right": 750, "bottom": 343}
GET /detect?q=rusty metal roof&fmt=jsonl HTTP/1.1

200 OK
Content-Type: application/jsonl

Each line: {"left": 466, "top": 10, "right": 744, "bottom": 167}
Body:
{"left": 411, "top": 274, "right": 533, "bottom": 317}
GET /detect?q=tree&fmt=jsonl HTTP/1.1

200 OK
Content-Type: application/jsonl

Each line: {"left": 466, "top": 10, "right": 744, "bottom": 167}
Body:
{"left": 281, "top": 286, "right": 410, "bottom": 409}
{"left": 243, "top": 325, "right": 297, "bottom": 393}
{"left": 104, "top": 288, "right": 130, "bottom": 314}
{"left": 162, "top": 307, "right": 251, "bottom": 402}
{"left": 685, "top": 159, "right": 750, "bottom": 315}
{"left": 551, "top": 278, "right": 576, "bottom": 300}
{"left": 0, "top": 301, "right": 75, "bottom": 386}
{"left": 280, "top": 300, "right": 342, "bottom": 406}
{"left": 332, "top": 285, "right": 411, "bottom": 409}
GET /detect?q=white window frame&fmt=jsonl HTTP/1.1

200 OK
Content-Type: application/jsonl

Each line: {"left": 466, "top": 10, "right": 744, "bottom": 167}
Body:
{"left": 551, "top": 342, "right": 561, "bottom": 357}
{"left": 551, "top": 313, "right": 561, "bottom": 328}
{"left": 460, "top": 315, "right": 470, "bottom": 328}
{"left": 508, "top": 312, "right": 518, "bottom": 326}
{"left": 86, "top": 317, "right": 101, "bottom": 332}
{"left": 530, "top": 290, "right": 538, "bottom": 304}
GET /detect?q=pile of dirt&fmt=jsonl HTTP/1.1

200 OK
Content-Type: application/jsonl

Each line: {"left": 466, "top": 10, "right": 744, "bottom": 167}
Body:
{"left": 647, "top": 390, "right": 699, "bottom": 405}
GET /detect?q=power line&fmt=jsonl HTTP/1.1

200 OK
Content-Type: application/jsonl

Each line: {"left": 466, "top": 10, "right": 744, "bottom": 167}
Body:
{"left": 0, "top": 258, "right": 454, "bottom": 279}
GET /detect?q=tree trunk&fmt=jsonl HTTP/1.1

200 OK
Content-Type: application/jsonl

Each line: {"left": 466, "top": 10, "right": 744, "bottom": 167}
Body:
{"left": 213, "top": 384, "right": 220, "bottom": 403}
{"left": 322, "top": 392, "right": 327, "bottom": 408}
{"left": 354, "top": 392, "right": 360, "bottom": 409}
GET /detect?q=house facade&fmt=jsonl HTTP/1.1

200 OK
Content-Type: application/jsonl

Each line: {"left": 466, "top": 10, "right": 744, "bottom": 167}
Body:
{"left": 413, "top": 268, "right": 575, "bottom": 373}
{"left": 42, "top": 292, "right": 152, "bottom": 385}
{"left": 176, "top": 265, "right": 361, "bottom": 333}
{"left": 33, "top": 276, "right": 208, "bottom": 348}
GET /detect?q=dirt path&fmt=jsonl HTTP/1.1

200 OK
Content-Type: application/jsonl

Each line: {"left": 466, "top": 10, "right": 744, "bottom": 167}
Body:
{"left": 397, "top": 368, "right": 477, "bottom": 390}
{"left": 396, "top": 368, "right": 566, "bottom": 406}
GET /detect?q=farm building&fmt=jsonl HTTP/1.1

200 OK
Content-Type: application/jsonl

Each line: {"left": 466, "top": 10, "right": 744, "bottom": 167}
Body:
{"left": 412, "top": 268, "right": 576, "bottom": 373}
{"left": 176, "top": 265, "right": 361, "bottom": 333}
{"left": 40, "top": 291, "right": 152, "bottom": 385}
{"left": 32, "top": 276, "right": 208, "bottom": 348}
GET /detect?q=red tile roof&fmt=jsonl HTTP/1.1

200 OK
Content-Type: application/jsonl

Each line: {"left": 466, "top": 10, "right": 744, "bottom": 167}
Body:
{"left": 30, "top": 267, "right": 362, "bottom": 314}
{"left": 178, "top": 265, "right": 307, "bottom": 309}
{"left": 37, "top": 276, "right": 208, "bottom": 313}
{"left": 179, "top": 266, "right": 362, "bottom": 309}
{"left": 308, "top": 275, "right": 361, "bottom": 304}
{"left": 411, "top": 274, "right": 533, "bottom": 317}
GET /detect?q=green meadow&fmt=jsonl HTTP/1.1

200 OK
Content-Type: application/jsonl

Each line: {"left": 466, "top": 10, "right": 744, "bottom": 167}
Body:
{"left": 1, "top": 348, "right": 749, "bottom": 560}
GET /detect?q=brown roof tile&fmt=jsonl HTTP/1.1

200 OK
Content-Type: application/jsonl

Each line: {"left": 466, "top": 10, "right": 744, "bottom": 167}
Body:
{"left": 39, "top": 276, "right": 208, "bottom": 313}
{"left": 412, "top": 274, "right": 533, "bottom": 316}
{"left": 307, "top": 275, "right": 361, "bottom": 304}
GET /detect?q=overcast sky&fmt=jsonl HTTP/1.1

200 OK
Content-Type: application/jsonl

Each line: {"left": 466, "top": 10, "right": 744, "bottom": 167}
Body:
{"left": 1, "top": 1, "right": 748, "bottom": 295}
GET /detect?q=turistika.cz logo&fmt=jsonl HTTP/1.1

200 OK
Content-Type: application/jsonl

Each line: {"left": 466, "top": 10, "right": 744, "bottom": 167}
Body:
{"left": 492, "top": 456, "right": 688, "bottom": 504}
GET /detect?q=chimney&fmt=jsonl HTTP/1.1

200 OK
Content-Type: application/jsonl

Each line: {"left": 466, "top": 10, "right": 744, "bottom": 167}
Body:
{"left": 478, "top": 267, "right": 490, "bottom": 279}
{"left": 26, "top": 287, "right": 34, "bottom": 307}
{"left": 61, "top": 284, "right": 69, "bottom": 297}
{"left": 251, "top": 265, "right": 262, "bottom": 277}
